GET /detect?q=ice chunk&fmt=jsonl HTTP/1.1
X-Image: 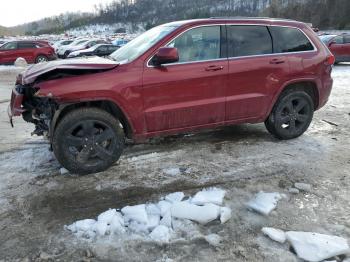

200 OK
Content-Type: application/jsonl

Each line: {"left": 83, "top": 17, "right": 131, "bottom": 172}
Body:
{"left": 294, "top": 183, "right": 312, "bottom": 192}
{"left": 97, "top": 209, "right": 118, "bottom": 224}
{"left": 286, "top": 231, "right": 350, "bottom": 262}
{"left": 159, "top": 211, "right": 172, "bottom": 228}
{"left": 66, "top": 219, "right": 96, "bottom": 233}
{"left": 110, "top": 214, "right": 125, "bottom": 233}
{"left": 262, "top": 227, "right": 286, "bottom": 243}
{"left": 94, "top": 220, "right": 108, "bottom": 236}
{"left": 147, "top": 214, "right": 160, "bottom": 231}
{"left": 289, "top": 188, "right": 300, "bottom": 194}
{"left": 158, "top": 200, "right": 172, "bottom": 216}
{"left": 246, "top": 192, "right": 284, "bottom": 216}
{"left": 171, "top": 202, "right": 220, "bottom": 225}
{"left": 220, "top": 207, "right": 232, "bottom": 224}
{"left": 149, "top": 225, "right": 171, "bottom": 243}
{"left": 165, "top": 192, "right": 185, "bottom": 203}
{"left": 59, "top": 167, "right": 69, "bottom": 175}
{"left": 191, "top": 188, "right": 226, "bottom": 206}
{"left": 146, "top": 203, "right": 161, "bottom": 216}
{"left": 121, "top": 204, "right": 148, "bottom": 224}
{"left": 205, "top": 234, "right": 222, "bottom": 246}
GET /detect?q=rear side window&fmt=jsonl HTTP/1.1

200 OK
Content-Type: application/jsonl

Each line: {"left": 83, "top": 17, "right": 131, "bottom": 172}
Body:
{"left": 18, "top": 42, "right": 36, "bottom": 49}
{"left": 227, "top": 25, "right": 273, "bottom": 57}
{"left": 269, "top": 27, "right": 314, "bottom": 53}
{"left": 343, "top": 35, "right": 350, "bottom": 44}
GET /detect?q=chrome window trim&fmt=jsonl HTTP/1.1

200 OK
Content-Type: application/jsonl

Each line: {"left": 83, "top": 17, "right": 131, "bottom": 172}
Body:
{"left": 146, "top": 23, "right": 318, "bottom": 68}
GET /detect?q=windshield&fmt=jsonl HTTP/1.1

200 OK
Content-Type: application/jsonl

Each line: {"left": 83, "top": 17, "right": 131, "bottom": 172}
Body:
{"left": 110, "top": 25, "right": 177, "bottom": 63}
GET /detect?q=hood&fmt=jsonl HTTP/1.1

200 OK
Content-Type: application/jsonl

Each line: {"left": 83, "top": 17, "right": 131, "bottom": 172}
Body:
{"left": 20, "top": 56, "right": 119, "bottom": 85}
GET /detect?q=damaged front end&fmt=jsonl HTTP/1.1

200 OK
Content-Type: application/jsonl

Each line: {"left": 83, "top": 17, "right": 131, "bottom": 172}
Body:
{"left": 9, "top": 82, "right": 58, "bottom": 137}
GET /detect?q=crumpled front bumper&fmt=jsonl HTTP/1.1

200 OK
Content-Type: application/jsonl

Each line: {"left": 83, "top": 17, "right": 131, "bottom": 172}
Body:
{"left": 8, "top": 86, "right": 26, "bottom": 127}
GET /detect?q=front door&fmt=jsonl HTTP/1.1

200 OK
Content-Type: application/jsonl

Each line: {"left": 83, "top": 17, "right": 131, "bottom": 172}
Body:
{"left": 0, "top": 42, "right": 18, "bottom": 64}
{"left": 142, "top": 25, "right": 228, "bottom": 132}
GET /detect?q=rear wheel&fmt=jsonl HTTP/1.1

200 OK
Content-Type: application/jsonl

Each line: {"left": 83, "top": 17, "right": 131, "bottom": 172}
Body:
{"left": 265, "top": 90, "right": 314, "bottom": 140}
{"left": 53, "top": 108, "right": 125, "bottom": 174}
{"left": 35, "top": 55, "right": 48, "bottom": 63}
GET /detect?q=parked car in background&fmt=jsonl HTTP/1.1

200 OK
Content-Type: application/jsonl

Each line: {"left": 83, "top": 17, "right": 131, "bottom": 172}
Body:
{"left": 56, "top": 38, "right": 89, "bottom": 58}
{"left": 112, "top": 38, "right": 129, "bottom": 47}
{"left": 9, "top": 18, "right": 334, "bottom": 174}
{"left": 52, "top": 39, "right": 74, "bottom": 52}
{"left": 0, "top": 40, "right": 56, "bottom": 64}
{"left": 319, "top": 34, "right": 350, "bottom": 63}
{"left": 0, "top": 40, "right": 7, "bottom": 46}
{"left": 67, "top": 44, "right": 118, "bottom": 58}
{"left": 58, "top": 39, "right": 108, "bottom": 58}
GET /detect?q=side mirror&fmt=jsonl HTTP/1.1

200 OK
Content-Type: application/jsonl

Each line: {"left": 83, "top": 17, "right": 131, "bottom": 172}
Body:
{"left": 329, "top": 41, "right": 336, "bottom": 47}
{"left": 152, "top": 47, "right": 179, "bottom": 66}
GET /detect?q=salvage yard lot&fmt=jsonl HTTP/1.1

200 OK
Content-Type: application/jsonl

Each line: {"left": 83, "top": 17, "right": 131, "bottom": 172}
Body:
{"left": 0, "top": 64, "right": 349, "bottom": 261}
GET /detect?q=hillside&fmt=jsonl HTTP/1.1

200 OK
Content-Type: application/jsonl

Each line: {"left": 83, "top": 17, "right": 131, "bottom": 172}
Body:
{"left": 1, "top": 0, "right": 349, "bottom": 36}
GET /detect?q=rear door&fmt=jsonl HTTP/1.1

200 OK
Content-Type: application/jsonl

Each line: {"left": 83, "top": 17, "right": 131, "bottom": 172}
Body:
{"left": 329, "top": 35, "right": 344, "bottom": 60}
{"left": 226, "top": 25, "right": 289, "bottom": 121}
{"left": 17, "top": 42, "right": 37, "bottom": 63}
{"left": 142, "top": 25, "right": 228, "bottom": 132}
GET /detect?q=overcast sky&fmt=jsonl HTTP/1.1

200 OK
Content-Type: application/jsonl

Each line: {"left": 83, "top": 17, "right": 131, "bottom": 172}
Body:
{"left": 1, "top": 0, "right": 115, "bottom": 27}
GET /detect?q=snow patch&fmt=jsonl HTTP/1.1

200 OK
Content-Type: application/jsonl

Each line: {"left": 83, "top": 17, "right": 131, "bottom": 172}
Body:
{"left": 0, "top": 146, "right": 56, "bottom": 173}
{"left": 294, "top": 183, "right": 312, "bottom": 192}
{"left": 246, "top": 192, "right": 285, "bottom": 216}
{"left": 205, "top": 234, "right": 222, "bottom": 247}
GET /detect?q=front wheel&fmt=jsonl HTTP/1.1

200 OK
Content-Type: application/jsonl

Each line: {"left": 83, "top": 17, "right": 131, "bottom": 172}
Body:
{"left": 53, "top": 108, "right": 125, "bottom": 174}
{"left": 265, "top": 90, "right": 314, "bottom": 140}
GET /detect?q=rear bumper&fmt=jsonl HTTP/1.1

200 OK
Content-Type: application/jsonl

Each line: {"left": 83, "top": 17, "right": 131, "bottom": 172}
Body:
{"left": 318, "top": 77, "right": 333, "bottom": 109}
{"left": 48, "top": 54, "right": 57, "bottom": 61}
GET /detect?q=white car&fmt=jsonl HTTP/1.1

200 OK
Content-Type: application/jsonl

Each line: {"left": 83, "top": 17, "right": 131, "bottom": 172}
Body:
{"left": 57, "top": 39, "right": 89, "bottom": 58}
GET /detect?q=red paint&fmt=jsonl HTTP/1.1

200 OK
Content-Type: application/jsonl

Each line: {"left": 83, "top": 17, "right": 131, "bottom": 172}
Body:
{"left": 9, "top": 18, "right": 333, "bottom": 142}
{"left": 0, "top": 41, "right": 56, "bottom": 64}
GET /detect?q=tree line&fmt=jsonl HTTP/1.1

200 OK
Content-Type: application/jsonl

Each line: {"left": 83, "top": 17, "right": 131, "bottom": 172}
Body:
{"left": 19, "top": 0, "right": 350, "bottom": 35}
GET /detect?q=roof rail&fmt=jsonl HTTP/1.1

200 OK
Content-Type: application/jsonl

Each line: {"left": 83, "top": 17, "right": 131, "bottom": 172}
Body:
{"left": 209, "top": 16, "right": 297, "bottom": 22}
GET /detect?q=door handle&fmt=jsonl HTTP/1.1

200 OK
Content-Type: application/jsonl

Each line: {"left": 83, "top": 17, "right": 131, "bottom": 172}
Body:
{"left": 205, "top": 65, "right": 224, "bottom": 71}
{"left": 270, "top": 58, "right": 285, "bottom": 64}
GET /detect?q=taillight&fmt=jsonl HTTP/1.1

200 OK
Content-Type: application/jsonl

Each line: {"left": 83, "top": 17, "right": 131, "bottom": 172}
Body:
{"left": 326, "top": 54, "right": 335, "bottom": 65}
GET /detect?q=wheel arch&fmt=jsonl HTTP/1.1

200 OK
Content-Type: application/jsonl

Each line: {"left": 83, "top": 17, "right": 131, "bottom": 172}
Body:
{"left": 268, "top": 80, "right": 319, "bottom": 117}
{"left": 51, "top": 100, "right": 134, "bottom": 140}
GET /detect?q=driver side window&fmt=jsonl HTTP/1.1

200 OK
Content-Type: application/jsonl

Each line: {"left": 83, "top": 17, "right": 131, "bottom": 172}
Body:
{"left": 0, "top": 42, "right": 17, "bottom": 50}
{"left": 167, "top": 26, "right": 221, "bottom": 63}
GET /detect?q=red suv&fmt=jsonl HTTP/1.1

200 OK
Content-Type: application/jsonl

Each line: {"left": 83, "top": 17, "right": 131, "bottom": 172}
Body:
{"left": 8, "top": 18, "right": 334, "bottom": 174}
{"left": 0, "top": 40, "right": 56, "bottom": 64}
{"left": 319, "top": 34, "right": 350, "bottom": 63}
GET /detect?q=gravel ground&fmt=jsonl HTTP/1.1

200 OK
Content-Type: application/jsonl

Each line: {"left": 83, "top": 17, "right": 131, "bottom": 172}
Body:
{"left": 0, "top": 64, "right": 349, "bottom": 261}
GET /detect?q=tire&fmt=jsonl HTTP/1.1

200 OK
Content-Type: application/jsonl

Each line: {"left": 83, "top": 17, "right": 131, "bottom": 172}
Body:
{"left": 53, "top": 108, "right": 125, "bottom": 174}
{"left": 265, "top": 90, "right": 314, "bottom": 140}
{"left": 35, "top": 55, "right": 48, "bottom": 63}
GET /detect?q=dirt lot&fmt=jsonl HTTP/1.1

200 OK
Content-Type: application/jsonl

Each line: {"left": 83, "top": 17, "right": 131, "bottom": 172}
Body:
{"left": 0, "top": 64, "right": 349, "bottom": 262}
